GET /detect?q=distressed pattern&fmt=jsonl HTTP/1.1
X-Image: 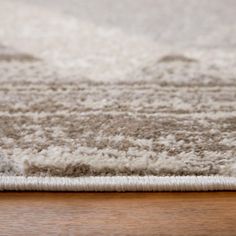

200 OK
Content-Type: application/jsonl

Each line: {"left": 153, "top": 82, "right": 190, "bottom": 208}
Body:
{"left": 0, "top": 51, "right": 236, "bottom": 177}
{"left": 0, "top": 1, "right": 236, "bottom": 178}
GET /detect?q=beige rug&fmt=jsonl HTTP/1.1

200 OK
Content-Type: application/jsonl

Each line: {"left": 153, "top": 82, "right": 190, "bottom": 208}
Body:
{"left": 0, "top": 0, "right": 235, "bottom": 191}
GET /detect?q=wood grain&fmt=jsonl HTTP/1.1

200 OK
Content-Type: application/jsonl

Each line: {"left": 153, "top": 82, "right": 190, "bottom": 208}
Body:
{"left": 0, "top": 192, "right": 235, "bottom": 236}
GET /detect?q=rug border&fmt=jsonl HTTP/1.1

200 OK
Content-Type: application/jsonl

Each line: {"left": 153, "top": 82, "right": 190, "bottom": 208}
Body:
{"left": 0, "top": 176, "right": 235, "bottom": 191}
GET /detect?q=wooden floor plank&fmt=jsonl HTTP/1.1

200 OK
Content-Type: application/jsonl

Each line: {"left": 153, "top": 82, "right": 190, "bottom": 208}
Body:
{"left": 0, "top": 192, "right": 235, "bottom": 236}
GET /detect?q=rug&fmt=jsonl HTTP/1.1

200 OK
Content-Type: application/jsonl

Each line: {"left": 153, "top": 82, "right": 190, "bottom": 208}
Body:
{"left": 0, "top": 0, "right": 235, "bottom": 191}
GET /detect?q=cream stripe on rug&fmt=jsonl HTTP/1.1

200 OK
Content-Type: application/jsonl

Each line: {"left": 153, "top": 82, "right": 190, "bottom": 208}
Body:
{"left": 0, "top": 0, "right": 235, "bottom": 191}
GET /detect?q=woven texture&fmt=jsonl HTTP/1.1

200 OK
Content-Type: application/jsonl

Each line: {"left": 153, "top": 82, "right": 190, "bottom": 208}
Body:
{"left": 0, "top": 0, "right": 236, "bottom": 190}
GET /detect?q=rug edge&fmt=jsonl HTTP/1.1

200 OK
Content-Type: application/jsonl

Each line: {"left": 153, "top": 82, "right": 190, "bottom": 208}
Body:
{"left": 0, "top": 176, "right": 235, "bottom": 191}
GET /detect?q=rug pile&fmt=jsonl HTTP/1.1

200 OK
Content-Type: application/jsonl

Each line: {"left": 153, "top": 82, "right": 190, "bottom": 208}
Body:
{"left": 0, "top": 0, "right": 235, "bottom": 191}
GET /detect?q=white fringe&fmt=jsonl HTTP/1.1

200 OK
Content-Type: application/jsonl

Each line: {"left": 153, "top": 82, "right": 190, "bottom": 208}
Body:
{"left": 0, "top": 176, "right": 235, "bottom": 191}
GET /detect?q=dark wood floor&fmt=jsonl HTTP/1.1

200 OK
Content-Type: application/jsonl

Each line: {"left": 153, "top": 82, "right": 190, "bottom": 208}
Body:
{"left": 0, "top": 192, "right": 235, "bottom": 236}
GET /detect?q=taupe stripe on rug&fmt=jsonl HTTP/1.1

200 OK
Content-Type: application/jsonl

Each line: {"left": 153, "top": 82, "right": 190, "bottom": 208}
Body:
{"left": 0, "top": 0, "right": 235, "bottom": 191}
